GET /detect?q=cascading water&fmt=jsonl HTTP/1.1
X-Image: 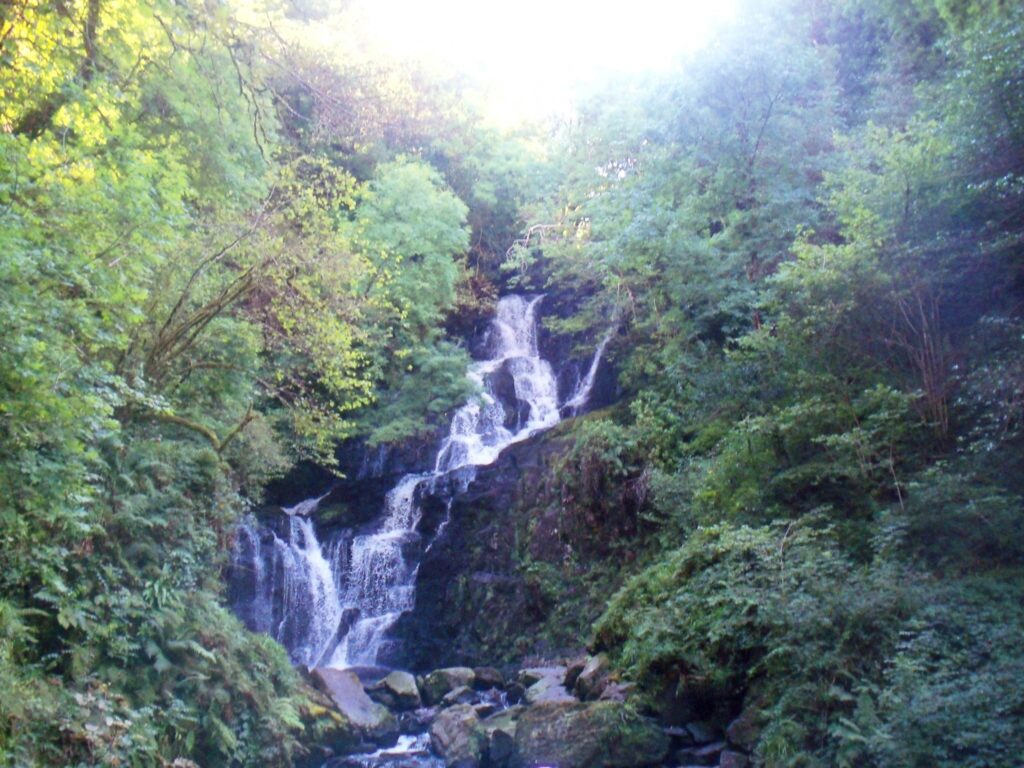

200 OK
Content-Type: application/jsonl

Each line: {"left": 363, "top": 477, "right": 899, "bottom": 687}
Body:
{"left": 230, "top": 294, "right": 610, "bottom": 670}
{"left": 230, "top": 514, "right": 348, "bottom": 667}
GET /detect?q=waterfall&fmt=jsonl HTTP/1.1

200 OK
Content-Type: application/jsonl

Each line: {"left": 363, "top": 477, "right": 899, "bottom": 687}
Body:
{"left": 230, "top": 513, "right": 344, "bottom": 667}
{"left": 563, "top": 324, "right": 615, "bottom": 416}
{"left": 230, "top": 294, "right": 610, "bottom": 669}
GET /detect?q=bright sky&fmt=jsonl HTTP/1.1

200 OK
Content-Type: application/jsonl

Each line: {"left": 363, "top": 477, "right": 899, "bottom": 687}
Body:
{"left": 341, "top": 0, "right": 739, "bottom": 122}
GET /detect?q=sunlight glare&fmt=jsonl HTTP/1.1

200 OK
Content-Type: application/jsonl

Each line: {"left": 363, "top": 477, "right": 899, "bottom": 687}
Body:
{"left": 344, "top": 0, "right": 738, "bottom": 120}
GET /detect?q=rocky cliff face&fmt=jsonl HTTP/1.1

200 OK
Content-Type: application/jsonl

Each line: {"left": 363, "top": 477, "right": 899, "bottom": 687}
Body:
{"left": 384, "top": 414, "right": 634, "bottom": 670}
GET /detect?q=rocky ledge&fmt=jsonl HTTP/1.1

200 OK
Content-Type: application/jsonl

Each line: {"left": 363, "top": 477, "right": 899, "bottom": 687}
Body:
{"left": 300, "top": 656, "right": 757, "bottom": 768}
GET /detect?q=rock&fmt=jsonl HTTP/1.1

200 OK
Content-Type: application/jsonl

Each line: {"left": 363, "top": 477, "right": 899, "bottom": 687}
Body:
{"left": 299, "top": 685, "right": 361, "bottom": 762}
{"left": 311, "top": 668, "right": 399, "bottom": 747}
{"left": 423, "top": 667, "right": 476, "bottom": 705}
{"left": 505, "top": 682, "right": 526, "bottom": 704}
{"left": 573, "top": 654, "right": 610, "bottom": 701}
{"left": 511, "top": 701, "right": 670, "bottom": 768}
{"left": 489, "top": 727, "right": 516, "bottom": 767}
{"left": 473, "top": 702, "right": 499, "bottom": 719}
{"left": 367, "top": 670, "right": 422, "bottom": 710}
{"left": 674, "top": 741, "right": 726, "bottom": 766}
{"left": 518, "top": 666, "right": 564, "bottom": 687}
{"left": 725, "top": 708, "right": 762, "bottom": 751}
{"left": 442, "top": 685, "right": 477, "bottom": 707}
{"left": 685, "top": 721, "right": 718, "bottom": 745}
{"left": 598, "top": 681, "right": 635, "bottom": 702}
{"left": 429, "top": 704, "right": 486, "bottom": 768}
{"left": 482, "top": 705, "right": 524, "bottom": 729}
{"left": 563, "top": 658, "right": 588, "bottom": 690}
{"left": 473, "top": 666, "right": 505, "bottom": 690}
{"left": 720, "top": 751, "right": 751, "bottom": 768}
{"left": 523, "top": 675, "right": 575, "bottom": 705}
{"left": 399, "top": 706, "right": 439, "bottom": 734}
{"left": 662, "top": 725, "right": 694, "bottom": 745}
{"left": 482, "top": 706, "right": 523, "bottom": 768}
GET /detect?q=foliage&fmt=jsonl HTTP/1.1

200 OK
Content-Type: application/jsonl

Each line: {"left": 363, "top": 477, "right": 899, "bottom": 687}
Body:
{"left": 0, "top": 0, "right": 509, "bottom": 762}
{"left": 517, "top": 1, "right": 1024, "bottom": 765}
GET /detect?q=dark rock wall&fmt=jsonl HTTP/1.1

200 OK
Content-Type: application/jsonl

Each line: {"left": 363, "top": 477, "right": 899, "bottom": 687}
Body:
{"left": 385, "top": 419, "right": 633, "bottom": 671}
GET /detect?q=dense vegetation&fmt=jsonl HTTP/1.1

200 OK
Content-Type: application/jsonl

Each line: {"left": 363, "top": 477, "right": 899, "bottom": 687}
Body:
{"left": 511, "top": 2, "right": 1024, "bottom": 766}
{"left": 1, "top": 0, "right": 1021, "bottom": 765}
{"left": 0, "top": 0, "right": 537, "bottom": 762}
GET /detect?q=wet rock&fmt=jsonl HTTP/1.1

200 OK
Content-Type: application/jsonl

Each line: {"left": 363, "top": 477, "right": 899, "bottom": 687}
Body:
{"left": 505, "top": 682, "right": 526, "bottom": 705}
{"left": 573, "top": 654, "right": 610, "bottom": 701}
{"left": 368, "top": 670, "right": 422, "bottom": 711}
{"left": 442, "top": 685, "right": 476, "bottom": 707}
{"left": 422, "top": 667, "right": 476, "bottom": 705}
{"left": 675, "top": 741, "right": 726, "bottom": 766}
{"left": 473, "top": 702, "right": 499, "bottom": 719}
{"left": 429, "top": 704, "right": 486, "bottom": 768}
{"left": 720, "top": 751, "right": 751, "bottom": 768}
{"left": 511, "top": 701, "right": 670, "bottom": 768}
{"left": 398, "top": 706, "right": 439, "bottom": 735}
{"left": 563, "top": 658, "right": 588, "bottom": 690}
{"left": 472, "top": 666, "right": 505, "bottom": 690}
{"left": 311, "top": 668, "right": 399, "bottom": 747}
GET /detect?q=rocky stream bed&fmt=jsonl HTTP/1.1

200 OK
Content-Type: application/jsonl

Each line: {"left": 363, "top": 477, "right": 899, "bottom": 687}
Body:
{"left": 299, "top": 655, "right": 758, "bottom": 768}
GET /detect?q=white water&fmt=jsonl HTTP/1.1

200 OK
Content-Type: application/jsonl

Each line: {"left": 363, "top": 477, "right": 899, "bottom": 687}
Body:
{"left": 563, "top": 325, "right": 615, "bottom": 415}
{"left": 231, "top": 294, "right": 610, "bottom": 669}
{"left": 233, "top": 513, "right": 346, "bottom": 667}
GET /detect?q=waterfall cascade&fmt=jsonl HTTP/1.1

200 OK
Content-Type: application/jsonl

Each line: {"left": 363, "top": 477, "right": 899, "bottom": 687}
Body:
{"left": 230, "top": 295, "right": 610, "bottom": 669}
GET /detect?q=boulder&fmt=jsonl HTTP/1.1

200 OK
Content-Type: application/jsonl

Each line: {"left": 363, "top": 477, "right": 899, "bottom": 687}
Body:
{"left": 482, "top": 705, "right": 524, "bottom": 732}
{"left": 367, "top": 670, "right": 422, "bottom": 710}
{"left": 474, "top": 703, "right": 498, "bottom": 719}
{"left": 523, "top": 675, "right": 575, "bottom": 705}
{"left": 429, "top": 704, "right": 486, "bottom": 768}
{"left": 563, "top": 658, "right": 588, "bottom": 690}
{"left": 505, "top": 682, "right": 526, "bottom": 705}
{"left": 720, "top": 751, "right": 751, "bottom": 768}
{"left": 518, "top": 666, "right": 573, "bottom": 704}
{"left": 311, "top": 668, "right": 399, "bottom": 746}
{"left": 573, "top": 654, "right": 610, "bottom": 701}
{"left": 298, "top": 686, "right": 361, "bottom": 766}
{"left": 518, "top": 666, "right": 564, "bottom": 687}
{"left": 442, "top": 685, "right": 477, "bottom": 707}
{"left": 399, "top": 706, "right": 439, "bottom": 735}
{"left": 473, "top": 666, "right": 505, "bottom": 690}
{"left": 511, "top": 701, "right": 670, "bottom": 768}
{"left": 489, "top": 727, "right": 516, "bottom": 767}
{"left": 674, "top": 741, "right": 726, "bottom": 766}
{"left": 423, "top": 667, "right": 477, "bottom": 705}
{"left": 482, "top": 707, "right": 521, "bottom": 768}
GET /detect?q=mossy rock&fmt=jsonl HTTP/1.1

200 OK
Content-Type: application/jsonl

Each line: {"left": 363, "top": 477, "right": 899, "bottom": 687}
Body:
{"left": 511, "top": 700, "right": 669, "bottom": 768}
{"left": 422, "top": 667, "right": 476, "bottom": 705}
